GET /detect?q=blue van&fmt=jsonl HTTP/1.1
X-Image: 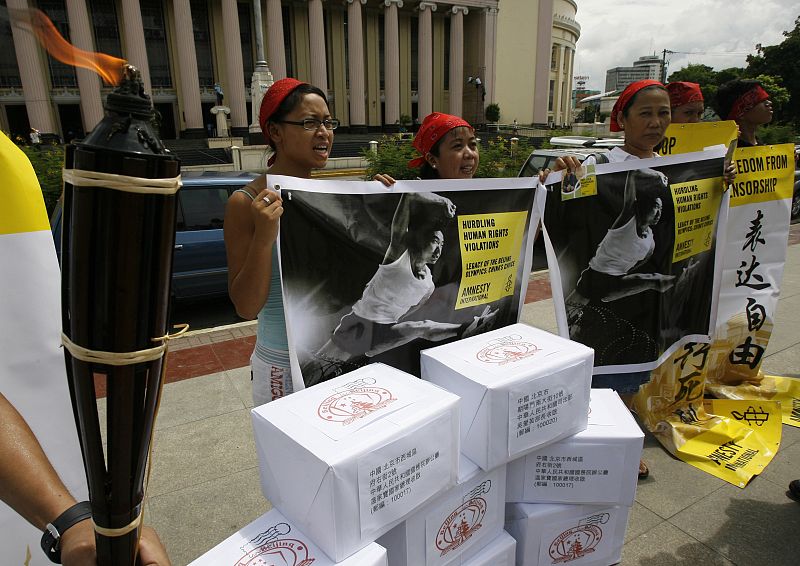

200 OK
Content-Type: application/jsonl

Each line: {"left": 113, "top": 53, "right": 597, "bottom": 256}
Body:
{"left": 52, "top": 171, "right": 258, "bottom": 301}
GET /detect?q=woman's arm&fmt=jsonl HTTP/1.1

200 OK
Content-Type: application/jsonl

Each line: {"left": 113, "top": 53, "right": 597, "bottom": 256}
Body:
{"left": 611, "top": 170, "right": 637, "bottom": 229}
{"left": 224, "top": 177, "right": 284, "bottom": 319}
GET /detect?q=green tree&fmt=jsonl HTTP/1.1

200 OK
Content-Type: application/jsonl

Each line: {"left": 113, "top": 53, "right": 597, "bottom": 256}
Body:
{"left": 746, "top": 16, "right": 800, "bottom": 125}
{"left": 667, "top": 63, "right": 744, "bottom": 105}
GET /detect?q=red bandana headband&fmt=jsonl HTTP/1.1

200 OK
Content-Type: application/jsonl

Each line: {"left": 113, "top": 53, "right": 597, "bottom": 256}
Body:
{"left": 408, "top": 112, "right": 473, "bottom": 168}
{"left": 258, "top": 78, "right": 307, "bottom": 167}
{"left": 610, "top": 79, "right": 665, "bottom": 132}
{"left": 728, "top": 85, "right": 769, "bottom": 120}
{"left": 666, "top": 81, "right": 704, "bottom": 108}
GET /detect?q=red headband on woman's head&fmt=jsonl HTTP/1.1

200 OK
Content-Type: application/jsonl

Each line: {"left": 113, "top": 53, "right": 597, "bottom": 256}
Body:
{"left": 728, "top": 85, "right": 769, "bottom": 120}
{"left": 408, "top": 112, "right": 473, "bottom": 168}
{"left": 258, "top": 78, "right": 306, "bottom": 143}
{"left": 610, "top": 79, "right": 665, "bottom": 132}
{"left": 666, "top": 81, "right": 704, "bottom": 108}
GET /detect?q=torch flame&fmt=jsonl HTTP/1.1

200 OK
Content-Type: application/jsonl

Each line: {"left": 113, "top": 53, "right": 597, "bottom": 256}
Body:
{"left": 10, "top": 8, "right": 126, "bottom": 86}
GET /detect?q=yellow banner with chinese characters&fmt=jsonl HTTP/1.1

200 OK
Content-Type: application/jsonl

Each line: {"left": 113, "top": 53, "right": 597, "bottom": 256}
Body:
{"left": 676, "top": 400, "right": 781, "bottom": 488}
{"left": 455, "top": 211, "right": 528, "bottom": 309}
{"left": 634, "top": 351, "right": 781, "bottom": 487}
{"left": 704, "top": 145, "right": 793, "bottom": 398}
{"left": 633, "top": 140, "right": 792, "bottom": 487}
{"left": 657, "top": 121, "right": 738, "bottom": 156}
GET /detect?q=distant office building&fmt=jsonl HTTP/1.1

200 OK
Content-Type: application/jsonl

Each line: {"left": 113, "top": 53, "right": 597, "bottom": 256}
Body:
{"left": 605, "top": 55, "right": 663, "bottom": 91}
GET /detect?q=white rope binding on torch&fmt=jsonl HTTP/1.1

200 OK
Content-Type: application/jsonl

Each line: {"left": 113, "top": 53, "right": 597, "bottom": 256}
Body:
{"left": 62, "top": 168, "right": 182, "bottom": 194}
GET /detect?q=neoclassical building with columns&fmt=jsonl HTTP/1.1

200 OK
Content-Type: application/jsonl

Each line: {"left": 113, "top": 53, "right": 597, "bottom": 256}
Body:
{"left": 0, "top": 0, "right": 579, "bottom": 140}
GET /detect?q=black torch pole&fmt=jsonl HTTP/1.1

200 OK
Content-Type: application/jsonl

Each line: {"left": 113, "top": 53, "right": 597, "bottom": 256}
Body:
{"left": 61, "top": 65, "right": 179, "bottom": 565}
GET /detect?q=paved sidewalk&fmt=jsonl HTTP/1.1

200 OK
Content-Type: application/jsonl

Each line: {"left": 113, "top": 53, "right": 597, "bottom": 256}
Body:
{"left": 133, "top": 230, "right": 800, "bottom": 565}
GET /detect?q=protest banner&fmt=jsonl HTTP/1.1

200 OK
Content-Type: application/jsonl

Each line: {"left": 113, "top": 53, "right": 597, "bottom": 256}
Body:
{"left": 702, "top": 144, "right": 796, "bottom": 423}
{"left": 0, "top": 133, "right": 87, "bottom": 563}
{"left": 629, "top": 132, "right": 794, "bottom": 485}
{"left": 274, "top": 176, "right": 537, "bottom": 389}
{"left": 656, "top": 120, "right": 738, "bottom": 156}
{"left": 541, "top": 148, "right": 728, "bottom": 374}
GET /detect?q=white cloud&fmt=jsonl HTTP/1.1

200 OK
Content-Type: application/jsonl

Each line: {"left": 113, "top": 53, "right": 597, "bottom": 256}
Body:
{"left": 573, "top": 0, "right": 798, "bottom": 91}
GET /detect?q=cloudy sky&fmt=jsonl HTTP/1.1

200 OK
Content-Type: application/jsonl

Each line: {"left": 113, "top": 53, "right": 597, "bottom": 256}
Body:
{"left": 573, "top": 0, "right": 798, "bottom": 92}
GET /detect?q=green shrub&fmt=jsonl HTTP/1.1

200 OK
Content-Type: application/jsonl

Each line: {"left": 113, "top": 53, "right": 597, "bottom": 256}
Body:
{"left": 485, "top": 103, "right": 501, "bottom": 123}
{"left": 363, "top": 134, "right": 533, "bottom": 180}
{"left": 362, "top": 135, "right": 420, "bottom": 180}
{"left": 475, "top": 136, "right": 533, "bottom": 178}
{"left": 17, "top": 142, "right": 65, "bottom": 217}
{"left": 757, "top": 123, "right": 797, "bottom": 145}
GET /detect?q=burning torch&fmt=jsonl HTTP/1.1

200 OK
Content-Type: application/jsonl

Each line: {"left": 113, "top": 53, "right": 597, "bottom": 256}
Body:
{"left": 60, "top": 62, "right": 181, "bottom": 564}
{"left": 11, "top": 8, "right": 183, "bottom": 564}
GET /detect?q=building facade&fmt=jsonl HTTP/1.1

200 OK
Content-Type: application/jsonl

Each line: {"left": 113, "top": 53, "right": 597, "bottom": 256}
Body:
{"left": 0, "top": 0, "right": 578, "bottom": 139}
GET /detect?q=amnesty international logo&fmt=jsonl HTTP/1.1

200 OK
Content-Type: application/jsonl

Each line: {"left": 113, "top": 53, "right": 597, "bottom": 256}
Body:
{"left": 317, "top": 377, "right": 396, "bottom": 425}
{"left": 548, "top": 513, "right": 609, "bottom": 564}
{"left": 235, "top": 522, "right": 315, "bottom": 566}
{"left": 476, "top": 334, "right": 539, "bottom": 365}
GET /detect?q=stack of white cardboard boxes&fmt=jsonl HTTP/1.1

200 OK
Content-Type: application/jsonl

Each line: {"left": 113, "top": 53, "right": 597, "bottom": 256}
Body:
{"left": 191, "top": 323, "right": 643, "bottom": 566}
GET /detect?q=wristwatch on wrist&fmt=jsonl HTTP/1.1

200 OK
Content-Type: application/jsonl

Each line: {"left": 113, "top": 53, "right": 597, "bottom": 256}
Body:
{"left": 40, "top": 501, "right": 92, "bottom": 564}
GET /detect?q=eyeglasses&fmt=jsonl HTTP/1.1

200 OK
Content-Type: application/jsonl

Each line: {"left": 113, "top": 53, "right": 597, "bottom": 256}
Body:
{"left": 279, "top": 118, "right": 340, "bottom": 131}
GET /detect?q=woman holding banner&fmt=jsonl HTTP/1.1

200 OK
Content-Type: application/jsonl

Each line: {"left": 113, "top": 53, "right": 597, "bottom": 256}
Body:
{"left": 666, "top": 81, "right": 705, "bottom": 123}
{"left": 564, "top": 79, "right": 674, "bottom": 479}
{"left": 373, "top": 112, "right": 480, "bottom": 184}
{"left": 225, "top": 78, "right": 338, "bottom": 406}
{"left": 714, "top": 79, "right": 773, "bottom": 147}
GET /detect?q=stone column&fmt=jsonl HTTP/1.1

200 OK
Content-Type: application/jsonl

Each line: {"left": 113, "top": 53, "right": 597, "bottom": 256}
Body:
{"left": 448, "top": 6, "right": 467, "bottom": 117}
{"left": 221, "top": 0, "right": 248, "bottom": 136}
{"left": 417, "top": 2, "right": 435, "bottom": 119}
{"left": 482, "top": 6, "right": 497, "bottom": 105}
{"left": 308, "top": 0, "right": 328, "bottom": 92}
{"left": 532, "top": 0, "right": 554, "bottom": 124}
{"left": 120, "top": 0, "right": 151, "bottom": 93}
{"left": 7, "top": 0, "right": 55, "bottom": 134}
{"left": 266, "top": 0, "right": 287, "bottom": 80}
{"left": 172, "top": 0, "right": 204, "bottom": 136}
{"left": 64, "top": 0, "right": 103, "bottom": 132}
{"left": 346, "top": 0, "right": 367, "bottom": 131}
{"left": 383, "top": 1, "right": 402, "bottom": 128}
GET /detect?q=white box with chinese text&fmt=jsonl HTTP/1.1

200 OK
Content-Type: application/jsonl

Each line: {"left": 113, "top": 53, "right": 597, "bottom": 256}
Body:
{"left": 461, "top": 530, "right": 516, "bottom": 566}
{"left": 252, "top": 363, "right": 460, "bottom": 562}
{"left": 506, "top": 389, "right": 644, "bottom": 506}
{"left": 421, "top": 323, "right": 592, "bottom": 470}
{"left": 377, "top": 456, "right": 506, "bottom": 566}
{"left": 189, "top": 508, "right": 388, "bottom": 565}
{"left": 505, "top": 502, "right": 630, "bottom": 566}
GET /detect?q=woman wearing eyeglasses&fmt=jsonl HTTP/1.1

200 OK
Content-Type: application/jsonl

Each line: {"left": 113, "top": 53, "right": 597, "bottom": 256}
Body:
{"left": 224, "top": 78, "right": 339, "bottom": 406}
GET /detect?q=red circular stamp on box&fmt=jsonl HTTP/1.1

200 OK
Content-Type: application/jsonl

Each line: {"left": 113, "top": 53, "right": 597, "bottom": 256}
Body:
{"left": 476, "top": 335, "right": 540, "bottom": 365}
{"left": 317, "top": 385, "right": 396, "bottom": 425}
{"left": 435, "top": 497, "right": 487, "bottom": 556}
{"left": 235, "top": 538, "right": 315, "bottom": 566}
{"left": 548, "top": 524, "right": 603, "bottom": 563}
